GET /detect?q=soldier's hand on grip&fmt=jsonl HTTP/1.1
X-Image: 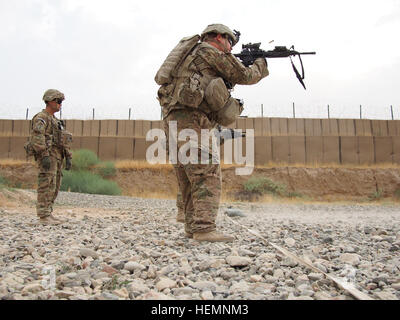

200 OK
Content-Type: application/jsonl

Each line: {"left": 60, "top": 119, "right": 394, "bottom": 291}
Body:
{"left": 41, "top": 156, "right": 51, "bottom": 171}
{"left": 65, "top": 157, "right": 72, "bottom": 171}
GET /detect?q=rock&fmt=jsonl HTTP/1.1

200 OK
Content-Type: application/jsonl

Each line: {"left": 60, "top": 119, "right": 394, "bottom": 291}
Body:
{"left": 79, "top": 248, "right": 99, "bottom": 259}
{"left": 314, "top": 291, "right": 332, "bottom": 300}
{"left": 250, "top": 275, "right": 263, "bottom": 283}
{"left": 238, "top": 248, "right": 256, "bottom": 257}
{"left": 102, "top": 292, "right": 120, "bottom": 300}
{"left": 226, "top": 256, "right": 251, "bottom": 267}
{"left": 146, "top": 265, "right": 157, "bottom": 279}
{"left": 225, "top": 209, "right": 246, "bottom": 217}
{"left": 124, "top": 261, "right": 146, "bottom": 272}
{"left": 296, "top": 275, "right": 309, "bottom": 287}
{"left": 55, "top": 290, "right": 76, "bottom": 299}
{"left": 113, "top": 288, "right": 129, "bottom": 299}
{"left": 156, "top": 277, "right": 177, "bottom": 291}
{"left": 339, "top": 253, "right": 361, "bottom": 266}
{"left": 366, "top": 283, "right": 378, "bottom": 290}
{"left": 285, "top": 238, "right": 296, "bottom": 247}
{"left": 102, "top": 265, "right": 118, "bottom": 275}
{"left": 143, "top": 290, "right": 175, "bottom": 300}
{"left": 230, "top": 280, "right": 250, "bottom": 292}
{"left": 179, "top": 258, "right": 192, "bottom": 274}
{"left": 322, "top": 237, "right": 333, "bottom": 244}
{"left": 173, "top": 287, "right": 196, "bottom": 296}
{"left": 192, "top": 281, "right": 217, "bottom": 292}
{"left": 21, "top": 283, "right": 44, "bottom": 295}
{"left": 127, "top": 280, "right": 150, "bottom": 295}
{"left": 373, "top": 291, "right": 398, "bottom": 300}
{"left": 308, "top": 273, "right": 323, "bottom": 281}
{"left": 391, "top": 283, "right": 400, "bottom": 290}
{"left": 273, "top": 269, "right": 285, "bottom": 279}
{"left": 201, "top": 290, "right": 214, "bottom": 300}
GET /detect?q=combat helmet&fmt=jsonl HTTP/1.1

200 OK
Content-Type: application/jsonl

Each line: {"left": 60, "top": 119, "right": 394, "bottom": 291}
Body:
{"left": 201, "top": 24, "right": 240, "bottom": 46}
{"left": 42, "top": 89, "right": 65, "bottom": 103}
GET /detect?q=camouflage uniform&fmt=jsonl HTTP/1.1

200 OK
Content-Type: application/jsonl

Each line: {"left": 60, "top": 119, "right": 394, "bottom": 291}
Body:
{"left": 159, "top": 25, "right": 268, "bottom": 236}
{"left": 30, "top": 91, "right": 72, "bottom": 218}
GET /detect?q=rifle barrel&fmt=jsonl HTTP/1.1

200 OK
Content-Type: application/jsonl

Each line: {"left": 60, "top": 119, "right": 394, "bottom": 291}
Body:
{"left": 299, "top": 52, "right": 316, "bottom": 55}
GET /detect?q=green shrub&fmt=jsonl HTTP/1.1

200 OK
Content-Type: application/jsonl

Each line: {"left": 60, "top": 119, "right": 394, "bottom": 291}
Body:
{"left": 369, "top": 189, "right": 383, "bottom": 201}
{"left": 0, "top": 175, "right": 7, "bottom": 189}
{"left": 61, "top": 170, "right": 121, "bottom": 196}
{"left": 243, "top": 177, "right": 287, "bottom": 197}
{"left": 96, "top": 161, "right": 117, "bottom": 178}
{"left": 71, "top": 149, "right": 99, "bottom": 171}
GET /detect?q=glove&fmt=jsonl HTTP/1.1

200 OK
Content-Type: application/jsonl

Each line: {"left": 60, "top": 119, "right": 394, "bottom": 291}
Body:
{"left": 41, "top": 156, "right": 51, "bottom": 171}
{"left": 254, "top": 58, "right": 269, "bottom": 78}
{"left": 65, "top": 157, "right": 72, "bottom": 171}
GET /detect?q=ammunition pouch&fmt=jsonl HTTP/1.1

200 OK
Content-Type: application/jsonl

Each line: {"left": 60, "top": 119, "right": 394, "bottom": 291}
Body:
{"left": 204, "top": 77, "right": 230, "bottom": 112}
{"left": 176, "top": 73, "right": 204, "bottom": 108}
{"left": 215, "top": 98, "right": 244, "bottom": 126}
{"left": 24, "top": 139, "right": 36, "bottom": 160}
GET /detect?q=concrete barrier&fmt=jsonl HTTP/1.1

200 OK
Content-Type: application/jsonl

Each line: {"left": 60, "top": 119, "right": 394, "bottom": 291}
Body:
{"left": 305, "top": 136, "right": 323, "bottom": 164}
{"left": 0, "top": 120, "right": 13, "bottom": 136}
{"left": 9, "top": 136, "right": 28, "bottom": 160}
{"left": 98, "top": 137, "right": 116, "bottom": 161}
{"left": 254, "top": 136, "right": 272, "bottom": 165}
{"left": 371, "top": 120, "right": 388, "bottom": 137}
{"left": 0, "top": 137, "right": 10, "bottom": 158}
{"left": 340, "top": 136, "right": 358, "bottom": 164}
{"left": 358, "top": 136, "right": 375, "bottom": 165}
{"left": 116, "top": 137, "right": 134, "bottom": 160}
{"left": 12, "top": 120, "right": 30, "bottom": 136}
{"left": 133, "top": 137, "right": 146, "bottom": 160}
{"left": 374, "top": 136, "right": 392, "bottom": 163}
{"left": 393, "top": 137, "right": 400, "bottom": 164}
{"left": 323, "top": 136, "right": 340, "bottom": 164}
{"left": 272, "top": 136, "right": 290, "bottom": 163}
{"left": 289, "top": 136, "right": 306, "bottom": 164}
{"left": 80, "top": 137, "right": 99, "bottom": 155}
{"left": 338, "top": 119, "right": 355, "bottom": 136}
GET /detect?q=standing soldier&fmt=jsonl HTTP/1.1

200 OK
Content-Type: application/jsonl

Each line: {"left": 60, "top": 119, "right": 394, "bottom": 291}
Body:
{"left": 155, "top": 24, "right": 269, "bottom": 242}
{"left": 26, "top": 89, "right": 72, "bottom": 225}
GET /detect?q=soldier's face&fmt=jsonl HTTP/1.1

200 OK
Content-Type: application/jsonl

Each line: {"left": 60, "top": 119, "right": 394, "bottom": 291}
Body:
{"left": 47, "top": 100, "right": 62, "bottom": 114}
{"left": 216, "top": 34, "right": 232, "bottom": 53}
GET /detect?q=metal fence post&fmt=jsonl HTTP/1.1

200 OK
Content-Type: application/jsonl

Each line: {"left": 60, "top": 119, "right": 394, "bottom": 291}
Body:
{"left": 292, "top": 102, "right": 296, "bottom": 118}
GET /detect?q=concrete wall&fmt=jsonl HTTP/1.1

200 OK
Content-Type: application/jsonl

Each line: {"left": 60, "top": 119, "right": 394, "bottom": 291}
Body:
{"left": 1, "top": 118, "right": 399, "bottom": 164}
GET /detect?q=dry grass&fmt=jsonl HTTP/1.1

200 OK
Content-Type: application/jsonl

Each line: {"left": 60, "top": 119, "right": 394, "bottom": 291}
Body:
{"left": 115, "top": 160, "right": 400, "bottom": 170}
{"left": 0, "top": 159, "right": 33, "bottom": 167}
{"left": 124, "top": 189, "right": 177, "bottom": 200}
{"left": 1, "top": 158, "right": 399, "bottom": 170}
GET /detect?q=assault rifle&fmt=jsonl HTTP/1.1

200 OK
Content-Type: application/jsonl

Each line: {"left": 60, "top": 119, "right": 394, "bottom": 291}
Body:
{"left": 234, "top": 43, "right": 316, "bottom": 89}
{"left": 215, "top": 125, "right": 245, "bottom": 145}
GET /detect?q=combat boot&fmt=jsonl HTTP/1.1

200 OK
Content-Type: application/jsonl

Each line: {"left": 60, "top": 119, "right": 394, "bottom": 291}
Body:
{"left": 39, "top": 215, "right": 62, "bottom": 225}
{"left": 193, "top": 231, "right": 234, "bottom": 242}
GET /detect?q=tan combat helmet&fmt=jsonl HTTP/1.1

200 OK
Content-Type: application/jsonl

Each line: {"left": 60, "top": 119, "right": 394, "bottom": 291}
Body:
{"left": 42, "top": 89, "right": 65, "bottom": 103}
{"left": 201, "top": 24, "right": 240, "bottom": 47}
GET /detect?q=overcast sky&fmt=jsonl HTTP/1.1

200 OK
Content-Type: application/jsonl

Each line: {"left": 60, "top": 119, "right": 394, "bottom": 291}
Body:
{"left": 0, "top": 0, "right": 399, "bottom": 120}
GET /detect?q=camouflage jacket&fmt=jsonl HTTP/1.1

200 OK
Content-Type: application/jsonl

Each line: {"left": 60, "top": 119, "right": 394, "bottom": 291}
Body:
{"left": 30, "top": 110, "right": 72, "bottom": 160}
{"left": 158, "top": 41, "right": 269, "bottom": 118}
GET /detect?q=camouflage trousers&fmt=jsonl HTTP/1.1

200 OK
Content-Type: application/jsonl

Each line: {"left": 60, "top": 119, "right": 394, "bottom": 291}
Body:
{"left": 164, "top": 109, "right": 221, "bottom": 234}
{"left": 36, "top": 156, "right": 63, "bottom": 218}
{"left": 176, "top": 192, "right": 184, "bottom": 221}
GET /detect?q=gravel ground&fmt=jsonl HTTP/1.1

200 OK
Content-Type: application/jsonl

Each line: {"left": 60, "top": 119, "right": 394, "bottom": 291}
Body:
{"left": 0, "top": 190, "right": 399, "bottom": 300}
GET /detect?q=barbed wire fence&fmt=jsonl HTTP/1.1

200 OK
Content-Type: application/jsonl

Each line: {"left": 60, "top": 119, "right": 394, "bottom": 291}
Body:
{"left": 20, "top": 104, "right": 399, "bottom": 121}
